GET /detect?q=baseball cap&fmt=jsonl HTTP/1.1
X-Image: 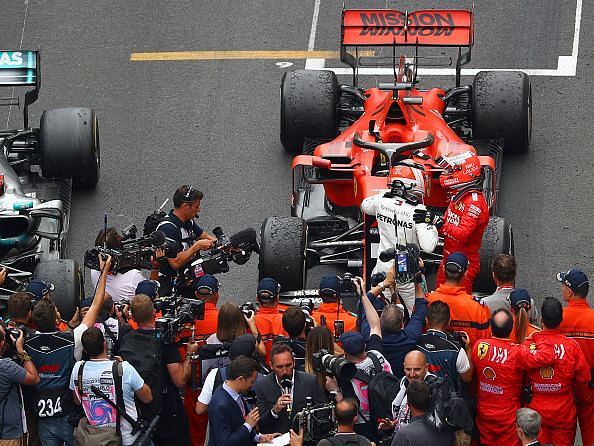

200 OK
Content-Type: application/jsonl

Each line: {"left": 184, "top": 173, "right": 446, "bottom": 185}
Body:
{"left": 229, "top": 333, "right": 256, "bottom": 360}
{"left": 445, "top": 252, "right": 468, "bottom": 272}
{"left": 135, "top": 280, "right": 160, "bottom": 300}
{"left": 509, "top": 288, "right": 531, "bottom": 308}
{"left": 25, "top": 279, "right": 55, "bottom": 300}
{"left": 257, "top": 277, "right": 280, "bottom": 301}
{"left": 557, "top": 268, "right": 589, "bottom": 294}
{"left": 319, "top": 275, "right": 341, "bottom": 297}
{"left": 195, "top": 275, "right": 219, "bottom": 295}
{"left": 340, "top": 331, "right": 365, "bottom": 356}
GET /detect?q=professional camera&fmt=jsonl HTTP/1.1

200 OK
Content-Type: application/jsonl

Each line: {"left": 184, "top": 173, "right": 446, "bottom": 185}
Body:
{"left": 311, "top": 349, "right": 356, "bottom": 381}
{"left": 299, "top": 299, "right": 315, "bottom": 335}
{"left": 446, "top": 330, "right": 465, "bottom": 347}
{"left": 84, "top": 230, "right": 175, "bottom": 274}
{"left": 293, "top": 397, "right": 336, "bottom": 445}
{"left": 155, "top": 298, "right": 205, "bottom": 344}
{"left": 379, "top": 243, "right": 422, "bottom": 283}
{"left": 338, "top": 272, "right": 356, "bottom": 294}
{"left": 195, "top": 227, "right": 259, "bottom": 275}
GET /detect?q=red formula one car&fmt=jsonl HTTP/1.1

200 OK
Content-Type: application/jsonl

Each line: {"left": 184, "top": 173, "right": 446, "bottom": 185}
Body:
{"left": 259, "top": 8, "right": 530, "bottom": 303}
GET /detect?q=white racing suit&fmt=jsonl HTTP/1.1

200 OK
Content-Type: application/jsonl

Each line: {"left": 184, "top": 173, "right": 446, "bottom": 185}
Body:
{"left": 361, "top": 193, "right": 438, "bottom": 313}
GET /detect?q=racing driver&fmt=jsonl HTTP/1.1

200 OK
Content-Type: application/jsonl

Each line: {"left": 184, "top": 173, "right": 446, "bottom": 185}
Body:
{"left": 362, "top": 162, "right": 438, "bottom": 312}
{"left": 414, "top": 150, "right": 488, "bottom": 293}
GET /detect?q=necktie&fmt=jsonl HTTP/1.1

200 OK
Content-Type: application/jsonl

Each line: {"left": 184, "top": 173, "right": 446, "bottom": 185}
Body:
{"left": 237, "top": 395, "right": 246, "bottom": 417}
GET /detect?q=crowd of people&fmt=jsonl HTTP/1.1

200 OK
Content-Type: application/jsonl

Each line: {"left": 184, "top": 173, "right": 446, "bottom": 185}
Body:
{"left": 0, "top": 183, "right": 592, "bottom": 446}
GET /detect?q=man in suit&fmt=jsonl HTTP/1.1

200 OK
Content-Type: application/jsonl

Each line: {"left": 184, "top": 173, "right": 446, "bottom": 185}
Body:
{"left": 208, "top": 356, "right": 280, "bottom": 446}
{"left": 256, "top": 343, "right": 328, "bottom": 434}
{"left": 516, "top": 408, "right": 542, "bottom": 446}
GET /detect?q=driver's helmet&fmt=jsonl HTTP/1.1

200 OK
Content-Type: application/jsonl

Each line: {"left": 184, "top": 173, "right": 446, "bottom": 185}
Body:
{"left": 438, "top": 150, "right": 482, "bottom": 189}
{"left": 388, "top": 163, "right": 425, "bottom": 198}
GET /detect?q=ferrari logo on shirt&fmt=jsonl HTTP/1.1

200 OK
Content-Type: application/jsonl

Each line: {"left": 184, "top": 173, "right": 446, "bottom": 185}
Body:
{"left": 477, "top": 342, "right": 489, "bottom": 360}
{"left": 455, "top": 201, "right": 465, "bottom": 211}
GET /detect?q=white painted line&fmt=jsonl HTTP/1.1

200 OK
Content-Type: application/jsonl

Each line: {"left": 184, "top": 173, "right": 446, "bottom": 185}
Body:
{"left": 307, "top": 0, "right": 321, "bottom": 51}
{"left": 306, "top": 0, "right": 583, "bottom": 77}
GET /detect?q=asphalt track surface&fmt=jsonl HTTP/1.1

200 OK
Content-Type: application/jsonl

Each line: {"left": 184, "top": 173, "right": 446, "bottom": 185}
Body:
{"left": 0, "top": 0, "right": 593, "bottom": 309}
{"left": 0, "top": 0, "right": 591, "bottom": 444}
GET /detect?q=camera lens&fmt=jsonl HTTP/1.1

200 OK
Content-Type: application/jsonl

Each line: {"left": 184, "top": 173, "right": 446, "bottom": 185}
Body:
{"left": 322, "top": 354, "right": 356, "bottom": 380}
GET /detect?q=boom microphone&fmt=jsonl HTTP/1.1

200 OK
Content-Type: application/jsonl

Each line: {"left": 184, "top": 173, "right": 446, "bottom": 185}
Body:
{"left": 230, "top": 228, "right": 258, "bottom": 251}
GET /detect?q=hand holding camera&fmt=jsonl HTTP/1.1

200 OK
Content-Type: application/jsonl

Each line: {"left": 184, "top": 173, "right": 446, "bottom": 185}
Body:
{"left": 193, "top": 238, "right": 214, "bottom": 252}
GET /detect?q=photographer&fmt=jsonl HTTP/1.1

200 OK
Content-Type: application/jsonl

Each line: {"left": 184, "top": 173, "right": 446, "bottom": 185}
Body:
{"left": 156, "top": 185, "right": 217, "bottom": 296}
{"left": 318, "top": 398, "right": 374, "bottom": 446}
{"left": 254, "top": 277, "right": 285, "bottom": 361}
{"left": 256, "top": 343, "right": 328, "bottom": 435}
{"left": 361, "top": 162, "right": 438, "bottom": 313}
{"left": 312, "top": 276, "right": 357, "bottom": 337}
{"left": 0, "top": 323, "right": 40, "bottom": 443}
{"left": 24, "top": 254, "right": 112, "bottom": 446}
{"left": 274, "top": 306, "right": 309, "bottom": 371}
{"left": 359, "top": 268, "right": 427, "bottom": 379}
{"left": 118, "top": 294, "right": 199, "bottom": 446}
{"left": 196, "top": 333, "right": 261, "bottom": 415}
{"left": 69, "top": 327, "right": 152, "bottom": 445}
{"left": 415, "top": 300, "right": 472, "bottom": 394}
{"left": 90, "top": 228, "right": 146, "bottom": 303}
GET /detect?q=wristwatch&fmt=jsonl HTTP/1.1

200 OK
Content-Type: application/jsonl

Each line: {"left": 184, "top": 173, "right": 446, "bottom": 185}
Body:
{"left": 377, "top": 281, "right": 386, "bottom": 290}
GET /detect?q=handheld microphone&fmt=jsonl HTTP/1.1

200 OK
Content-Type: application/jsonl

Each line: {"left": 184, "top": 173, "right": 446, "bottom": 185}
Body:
{"left": 280, "top": 375, "right": 292, "bottom": 414}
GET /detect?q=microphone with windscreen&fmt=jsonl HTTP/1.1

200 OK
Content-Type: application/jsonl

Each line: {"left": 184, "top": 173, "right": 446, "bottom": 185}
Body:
{"left": 280, "top": 375, "right": 293, "bottom": 414}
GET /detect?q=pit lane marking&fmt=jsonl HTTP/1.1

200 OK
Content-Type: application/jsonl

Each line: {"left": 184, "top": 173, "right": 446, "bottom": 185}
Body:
{"left": 305, "top": 0, "right": 583, "bottom": 77}
{"left": 130, "top": 50, "right": 343, "bottom": 61}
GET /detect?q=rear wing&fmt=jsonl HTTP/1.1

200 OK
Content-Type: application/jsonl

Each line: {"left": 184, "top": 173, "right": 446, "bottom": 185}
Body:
{"left": 340, "top": 9, "right": 473, "bottom": 86}
{"left": 0, "top": 51, "right": 40, "bottom": 127}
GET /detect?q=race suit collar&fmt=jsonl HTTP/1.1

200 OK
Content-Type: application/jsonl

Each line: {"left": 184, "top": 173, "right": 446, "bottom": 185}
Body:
{"left": 567, "top": 298, "right": 591, "bottom": 308}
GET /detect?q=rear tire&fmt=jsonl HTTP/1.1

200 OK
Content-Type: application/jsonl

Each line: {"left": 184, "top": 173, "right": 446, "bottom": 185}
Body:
{"left": 472, "top": 71, "right": 531, "bottom": 154}
{"left": 280, "top": 70, "right": 339, "bottom": 154}
{"left": 473, "top": 216, "right": 514, "bottom": 294}
{"left": 259, "top": 217, "right": 307, "bottom": 291}
{"left": 40, "top": 107, "right": 100, "bottom": 189}
{"left": 34, "top": 259, "right": 83, "bottom": 321}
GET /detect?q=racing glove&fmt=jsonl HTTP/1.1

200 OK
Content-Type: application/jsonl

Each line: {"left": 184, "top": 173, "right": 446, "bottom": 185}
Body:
{"left": 413, "top": 209, "right": 444, "bottom": 229}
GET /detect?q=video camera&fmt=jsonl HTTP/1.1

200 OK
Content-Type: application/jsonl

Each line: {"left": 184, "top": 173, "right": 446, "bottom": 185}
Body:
{"left": 293, "top": 397, "right": 336, "bottom": 445}
{"left": 311, "top": 349, "right": 356, "bottom": 381}
{"left": 84, "top": 228, "right": 175, "bottom": 274}
{"left": 193, "top": 227, "right": 259, "bottom": 275}
{"left": 154, "top": 297, "right": 205, "bottom": 344}
{"left": 379, "top": 243, "right": 423, "bottom": 283}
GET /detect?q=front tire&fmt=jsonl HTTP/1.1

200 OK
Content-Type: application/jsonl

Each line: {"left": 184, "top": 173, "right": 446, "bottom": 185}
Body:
{"left": 472, "top": 71, "right": 531, "bottom": 154}
{"left": 40, "top": 107, "right": 100, "bottom": 189}
{"left": 473, "top": 216, "right": 514, "bottom": 294}
{"left": 259, "top": 216, "right": 307, "bottom": 291}
{"left": 280, "top": 70, "right": 339, "bottom": 154}
{"left": 34, "top": 259, "right": 83, "bottom": 321}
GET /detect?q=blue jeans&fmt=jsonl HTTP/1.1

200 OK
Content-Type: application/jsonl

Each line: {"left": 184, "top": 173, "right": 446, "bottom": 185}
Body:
{"left": 37, "top": 416, "right": 74, "bottom": 446}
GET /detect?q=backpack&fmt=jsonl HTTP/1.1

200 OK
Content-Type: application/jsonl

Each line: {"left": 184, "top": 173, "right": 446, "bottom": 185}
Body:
{"left": 118, "top": 331, "right": 163, "bottom": 420}
{"left": 212, "top": 366, "right": 230, "bottom": 390}
{"left": 143, "top": 210, "right": 168, "bottom": 237}
{"left": 425, "top": 376, "right": 473, "bottom": 434}
{"left": 354, "top": 352, "right": 401, "bottom": 423}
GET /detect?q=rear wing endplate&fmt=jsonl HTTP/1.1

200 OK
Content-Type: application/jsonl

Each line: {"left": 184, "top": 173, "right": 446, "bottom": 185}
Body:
{"left": 340, "top": 9, "right": 474, "bottom": 86}
{"left": 0, "top": 51, "right": 40, "bottom": 128}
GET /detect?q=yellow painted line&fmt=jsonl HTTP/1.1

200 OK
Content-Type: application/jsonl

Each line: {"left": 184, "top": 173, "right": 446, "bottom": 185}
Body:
{"left": 130, "top": 50, "right": 374, "bottom": 61}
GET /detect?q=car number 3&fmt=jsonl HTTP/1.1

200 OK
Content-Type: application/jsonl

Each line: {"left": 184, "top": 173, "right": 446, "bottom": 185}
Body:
{"left": 38, "top": 397, "right": 62, "bottom": 417}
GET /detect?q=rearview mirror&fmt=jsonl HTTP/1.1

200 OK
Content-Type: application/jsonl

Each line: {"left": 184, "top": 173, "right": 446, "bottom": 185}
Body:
{"left": 30, "top": 208, "right": 63, "bottom": 240}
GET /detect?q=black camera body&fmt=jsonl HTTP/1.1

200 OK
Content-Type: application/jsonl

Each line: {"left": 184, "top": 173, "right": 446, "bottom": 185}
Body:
{"left": 240, "top": 302, "right": 256, "bottom": 319}
{"left": 294, "top": 398, "right": 336, "bottom": 445}
{"left": 379, "top": 243, "right": 422, "bottom": 283}
{"left": 194, "top": 227, "right": 259, "bottom": 275}
{"left": 154, "top": 297, "right": 205, "bottom": 344}
{"left": 311, "top": 349, "right": 356, "bottom": 381}
{"left": 84, "top": 230, "right": 175, "bottom": 273}
{"left": 446, "top": 331, "right": 465, "bottom": 347}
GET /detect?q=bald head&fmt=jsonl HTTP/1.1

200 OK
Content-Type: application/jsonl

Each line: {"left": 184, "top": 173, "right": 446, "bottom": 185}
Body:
{"left": 491, "top": 308, "right": 514, "bottom": 338}
{"left": 404, "top": 350, "right": 428, "bottom": 381}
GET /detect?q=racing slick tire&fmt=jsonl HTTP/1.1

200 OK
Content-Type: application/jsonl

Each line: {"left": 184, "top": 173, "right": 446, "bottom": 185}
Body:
{"left": 473, "top": 216, "right": 514, "bottom": 294}
{"left": 472, "top": 71, "right": 531, "bottom": 154}
{"left": 280, "top": 69, "right": 339, "bottom": 154}
{"left": 259, "top": 216, "right": 307, "bottom": 291}
{"left": 34, "top": 259, "right": 83, "bottom": 321}
{"left": 40, "top": 107, "right": 100, "bottom": 189}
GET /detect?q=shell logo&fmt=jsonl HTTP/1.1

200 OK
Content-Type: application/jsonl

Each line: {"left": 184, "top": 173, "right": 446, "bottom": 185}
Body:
{"left": 539, "top": 367, "right": 555, "bottom": 379}
{"left": 482, "top": 367, "right": 496, "bottom": 381}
